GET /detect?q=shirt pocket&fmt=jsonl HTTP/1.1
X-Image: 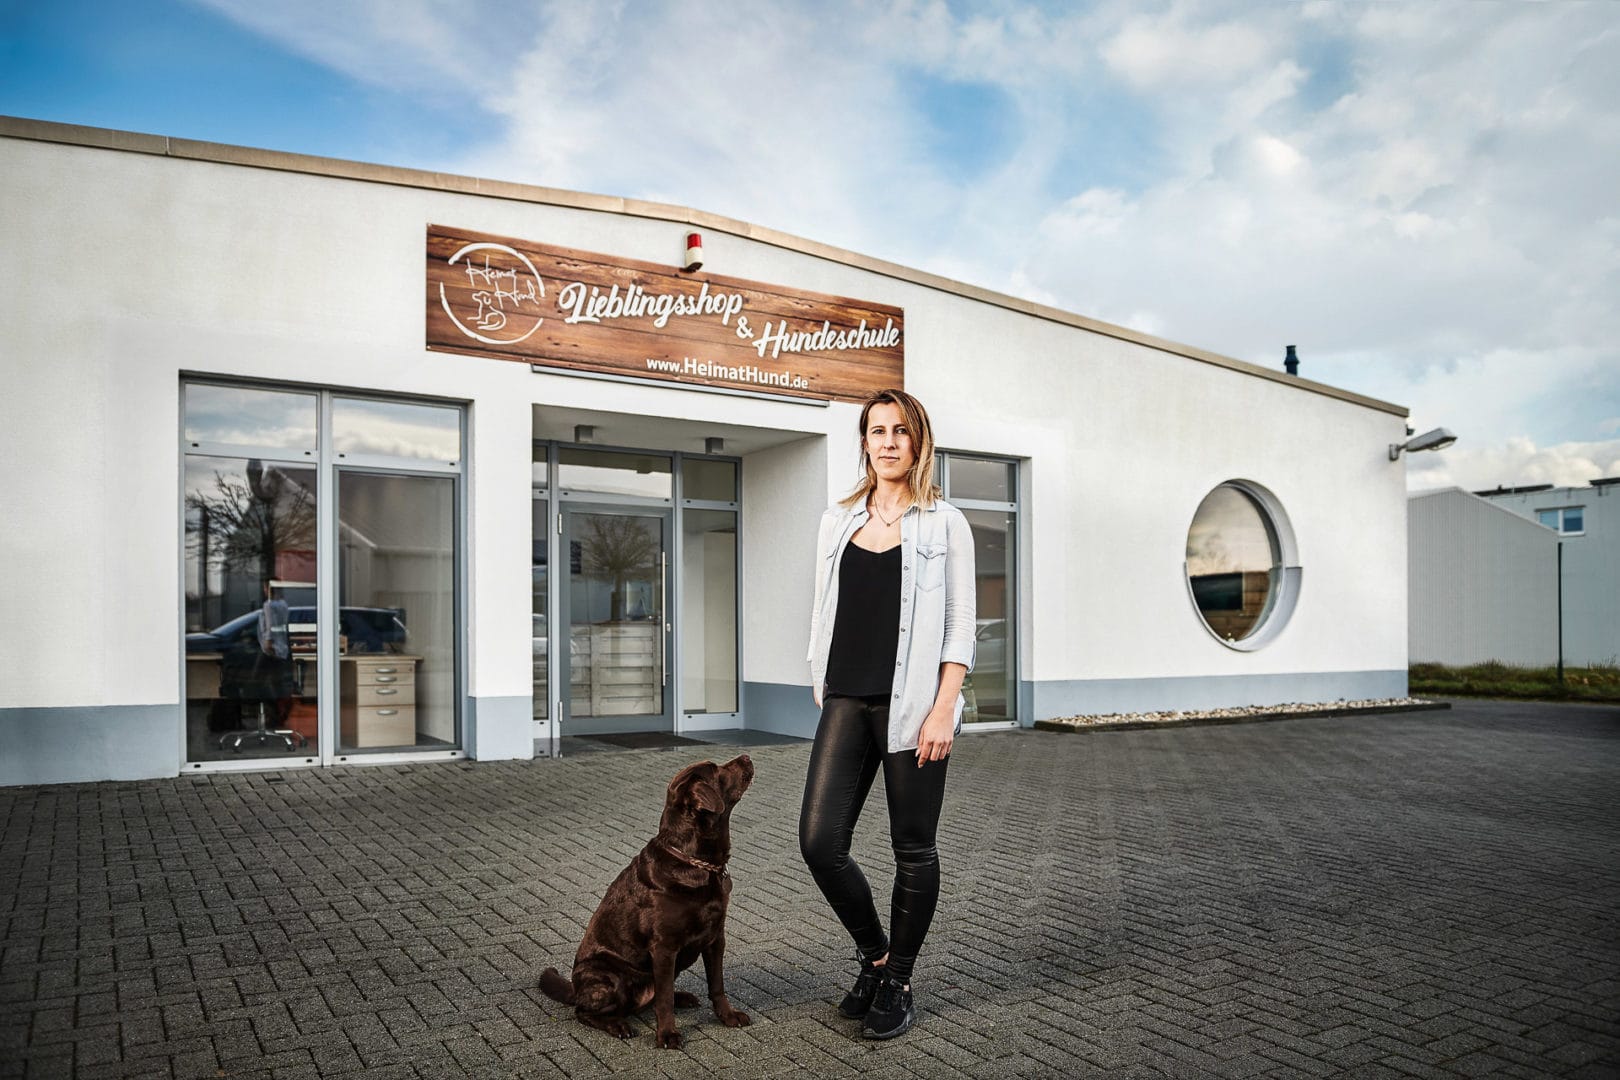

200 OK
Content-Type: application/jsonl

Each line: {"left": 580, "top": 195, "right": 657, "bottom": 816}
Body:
{"left": 917, "top": 544, "right": 947, "bottom": 591}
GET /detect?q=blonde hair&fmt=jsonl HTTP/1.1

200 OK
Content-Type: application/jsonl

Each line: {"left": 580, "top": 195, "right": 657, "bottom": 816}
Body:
{"left": 839, "top": 388, "right": 942, "bottom": 511}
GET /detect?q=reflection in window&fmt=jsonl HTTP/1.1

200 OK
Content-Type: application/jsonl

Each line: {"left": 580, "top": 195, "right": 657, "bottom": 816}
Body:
{"left": 559, "top": 447, "right": 673, "bottom": 499}
{"left": 1186, "top": 485, "right": 1280, "bottom": 643}
{"left": 184, "top": 385, "right": 317, "bottom": 451}
{"left": 337, "top": 472, "right": 457, "bottom": 751}
{"left": 938, "top": 451, "right": 1018, "bottom": 725}
{"left": 681, "top": 510, "right": 738, "bottom": 714}
{"left": 532, "top": 442, "right": 550, "bottom": 489}
{"left": 1537, "top": 507, "right": 1584, "bottom": 534}
{"left": 949, "top": 458, "right": 1012, "bottom": 503}
{"left": 183, "top": 457, "right": 320, "bottom": 762}
{"left": 682, "top": 458, "right": 737, "bottom": 502}
{"left": 961, "top": 509, "right": 1012, "bottom": 722}
{"left": 333, "top": 398, "right": 460, "bottom": 463}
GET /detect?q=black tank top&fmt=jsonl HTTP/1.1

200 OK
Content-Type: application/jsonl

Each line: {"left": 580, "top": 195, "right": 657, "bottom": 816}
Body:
{"left": 824, "top": 541, "right": 902, "bottom": 697}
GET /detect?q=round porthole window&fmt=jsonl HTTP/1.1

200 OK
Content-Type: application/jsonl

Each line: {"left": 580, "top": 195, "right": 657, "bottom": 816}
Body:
{"left": 1184, "top": 480, "right": 1300, "bottom": 650}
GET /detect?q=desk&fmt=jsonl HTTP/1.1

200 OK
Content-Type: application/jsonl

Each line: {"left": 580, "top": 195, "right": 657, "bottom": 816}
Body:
{"left": 340, "top": 655, "right": 421, "bottom": 748}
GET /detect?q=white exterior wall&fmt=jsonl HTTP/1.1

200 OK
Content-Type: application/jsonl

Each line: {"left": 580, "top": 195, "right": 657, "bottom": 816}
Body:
{"left": 0, "top": 126, "right": 1411, "bottom": 784}
{"left": 1473, "top": 485, "right": 1620, "bottom": 666}
{"left": 1408, "top": 489, "right": 1560, "bottom": 666}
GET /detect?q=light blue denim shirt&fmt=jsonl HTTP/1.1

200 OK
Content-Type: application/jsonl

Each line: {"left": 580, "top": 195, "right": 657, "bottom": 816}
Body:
{"left": 807, "top": 498, "right": 977, "bottom": 753}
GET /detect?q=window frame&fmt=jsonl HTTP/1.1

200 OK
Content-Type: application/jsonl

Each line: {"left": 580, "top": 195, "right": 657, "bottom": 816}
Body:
{"left": 937, "top": 449, "right": 1020, "bottom": 729}
{"left": 179, "top": 377, "right": 469, "bottom": 774}
{"left": 1183, "top": 479, "right": 1302, "bottom": 652}
{"left": 1536, "top": 506, "right": 1586, "bottom": 536}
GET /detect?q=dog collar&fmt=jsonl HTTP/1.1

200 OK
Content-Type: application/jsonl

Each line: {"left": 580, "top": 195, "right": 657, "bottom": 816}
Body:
{"left": 661, "top": 842, "right": 729, "bottom": 878}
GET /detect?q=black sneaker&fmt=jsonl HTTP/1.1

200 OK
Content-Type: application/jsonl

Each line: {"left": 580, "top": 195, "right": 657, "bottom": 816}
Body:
{"left": 862, "top": 970, "right": 914, "bottom": 1039}
{"left": 837, "top": 957, "right": 883, "bottom": 1019}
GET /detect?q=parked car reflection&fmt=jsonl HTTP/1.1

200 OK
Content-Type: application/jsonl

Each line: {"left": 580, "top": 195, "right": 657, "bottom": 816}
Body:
{"left": 186, "top": 606, "right": 407, "bottom": 657}
{"left": 975, "top": 619, "right": 1006, "bottom": 679}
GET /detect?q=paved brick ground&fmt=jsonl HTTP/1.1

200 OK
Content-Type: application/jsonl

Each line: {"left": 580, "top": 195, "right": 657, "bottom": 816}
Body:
{"left": 2, "top": 699, "right": 1618, "bottom": 1079}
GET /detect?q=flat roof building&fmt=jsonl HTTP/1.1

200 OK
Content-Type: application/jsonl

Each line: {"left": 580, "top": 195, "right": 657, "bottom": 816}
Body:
{"left": 0, "top": 117, "right": 1412, "bottom": 786}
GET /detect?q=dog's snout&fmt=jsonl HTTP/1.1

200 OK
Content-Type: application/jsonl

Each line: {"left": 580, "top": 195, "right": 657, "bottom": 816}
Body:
{"left": 726, "top": 754, "right": 754, "bottom": 789}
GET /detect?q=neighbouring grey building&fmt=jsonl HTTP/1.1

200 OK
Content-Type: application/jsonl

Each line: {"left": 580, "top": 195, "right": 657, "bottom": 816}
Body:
{"left": 1409, "top": 479, "right": 1619, "bottom": 667}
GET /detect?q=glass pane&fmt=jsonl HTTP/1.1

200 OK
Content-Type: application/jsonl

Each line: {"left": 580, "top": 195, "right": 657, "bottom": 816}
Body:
{"left": 559, "top": 447, "right": 672, "bottom": 499}
{"left": 533, "top": 495, "right": 549, "bottom": 720}
{"left": 183, "top": 457, "right": 320, "bottom": 762}
{"left": 337, "top": 472, "right": 457, "bottom": 751}
{"left": 532, "top": 442, "right": 549, "bottom": 488}
{"left": 682, "top": 458, "right": 737, "bottom": 502}
{"left": 681, "top": 510, "right": 738, "bottom": 713}
{"left": 1538, "top": 510, "right": 1560, "bottom": 529}
{"left": 1186, "top": 485, "right": 1280, "bottom": 643}
{"left": 1564, "top": 507, "right": 1583, "bottom": 533}
{"left": 184, "top": 385, "right": 317, "bottom": 451}
{"left": 961, "top": 509, "right": 1013, "bottom": 723}
{"left": 949, "top": 457, "right": 1013, "bottom": 503}
{"left": 569, "top": 512, "right": 665, "bottom": 725}
{"left": 332, "top": 398, "right": 460, "bottom": 463}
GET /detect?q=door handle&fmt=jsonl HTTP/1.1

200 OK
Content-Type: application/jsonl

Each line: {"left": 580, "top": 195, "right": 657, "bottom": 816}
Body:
{"left": 660, "top": 550, "right": 668, "bottom": 686}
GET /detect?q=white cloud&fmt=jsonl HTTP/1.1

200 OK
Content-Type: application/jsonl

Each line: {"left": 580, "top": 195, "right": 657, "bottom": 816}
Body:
{"left": 1404, "top": 436, "right": 1620, "bottom": 492}
{"left": 191, "top": 0, "right": 1620, "bottom": 489}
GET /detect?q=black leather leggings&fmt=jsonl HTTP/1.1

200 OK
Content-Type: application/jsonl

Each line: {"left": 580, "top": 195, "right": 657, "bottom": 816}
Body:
{"left": 798, "top": 693, "right": 949, "bottom": 984}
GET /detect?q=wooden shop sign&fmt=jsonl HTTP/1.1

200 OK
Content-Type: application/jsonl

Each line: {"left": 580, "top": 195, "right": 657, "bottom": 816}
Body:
{"left": 426, "top": 225, "right": 904, "bottom": 402}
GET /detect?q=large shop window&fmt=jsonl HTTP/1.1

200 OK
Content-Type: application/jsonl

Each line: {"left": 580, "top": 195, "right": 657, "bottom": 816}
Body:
{"left": 182, "top": 383, "right": 464, "bottom": 767}
{"left": 1184, "top": 480, "right": 1300, "bottom": 649}
{"left": 937, "top": 452, "right": 1019, "bottom": 726}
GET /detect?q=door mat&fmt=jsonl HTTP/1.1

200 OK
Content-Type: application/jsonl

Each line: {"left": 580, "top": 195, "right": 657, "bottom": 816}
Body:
{"left": 576, "top": 732, "right": 709, "bottom": 750}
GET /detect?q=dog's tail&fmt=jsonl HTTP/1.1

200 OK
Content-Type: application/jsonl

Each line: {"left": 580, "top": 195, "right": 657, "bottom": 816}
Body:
{"left": 539, "top": 967, "right": 576, "bottom": 1005}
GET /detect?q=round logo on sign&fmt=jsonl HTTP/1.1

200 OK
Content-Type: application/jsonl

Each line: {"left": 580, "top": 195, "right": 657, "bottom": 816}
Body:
{"left": 439, "top": 242, "right": 546, "bottom": 345}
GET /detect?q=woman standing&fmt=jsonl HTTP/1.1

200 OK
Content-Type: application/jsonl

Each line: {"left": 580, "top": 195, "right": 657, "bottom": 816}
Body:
{"left": 799, "top": 388, "right": 976, "bottom": 1040}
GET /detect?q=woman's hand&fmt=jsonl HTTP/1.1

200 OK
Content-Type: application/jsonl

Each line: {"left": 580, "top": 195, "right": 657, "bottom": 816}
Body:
{"left": 915, "top": 707, "right": 955, "bottom": 766}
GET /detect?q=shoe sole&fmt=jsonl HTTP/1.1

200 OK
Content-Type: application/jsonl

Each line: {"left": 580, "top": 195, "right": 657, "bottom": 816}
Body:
{"left": 862, "top": 1012, "right": 914, "bottom": 1040}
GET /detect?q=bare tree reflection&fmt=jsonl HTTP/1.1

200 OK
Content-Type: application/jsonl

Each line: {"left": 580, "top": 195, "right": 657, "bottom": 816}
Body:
{"left": 185, "top": 461, "right": 317, "bottom": 627}
{"left": 582, "top": 515, "right": 658, "bottom": 622}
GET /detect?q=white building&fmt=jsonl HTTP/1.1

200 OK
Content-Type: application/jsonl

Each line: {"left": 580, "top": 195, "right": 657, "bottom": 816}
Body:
{"left": 0, "top": 117, "right": 1413, "bottom": 786}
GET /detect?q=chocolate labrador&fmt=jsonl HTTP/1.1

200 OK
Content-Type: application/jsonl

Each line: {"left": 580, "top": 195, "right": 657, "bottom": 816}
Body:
{"left": 541, "top": 753, "right": 754, "bottom": 1049}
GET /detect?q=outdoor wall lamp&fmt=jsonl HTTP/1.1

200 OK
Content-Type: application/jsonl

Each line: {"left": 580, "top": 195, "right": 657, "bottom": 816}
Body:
{"left": 574, "top": 424, "right": 596, "bottom": 444}
{"left": 705, "top": 437, "right": 725, "bottom": 454}
{"left": 1389, "top": 426, "right": 1458, "bottom": 461}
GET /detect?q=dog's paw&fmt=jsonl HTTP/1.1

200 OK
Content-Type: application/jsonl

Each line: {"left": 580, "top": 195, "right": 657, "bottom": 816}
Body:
{"left": 655, "top": 1027, "right": 684, "bottom": 1050}
{"left": 718, "top": 1007, "right": 752, "bottom": 1028}
{"left": 674, "top": 991, "right": 701, "bottom": 1008}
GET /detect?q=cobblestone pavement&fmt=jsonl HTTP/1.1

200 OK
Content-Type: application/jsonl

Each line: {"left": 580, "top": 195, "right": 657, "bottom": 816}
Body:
{"left": 2, "top": 699, "right": 1618, "bottom": 1079}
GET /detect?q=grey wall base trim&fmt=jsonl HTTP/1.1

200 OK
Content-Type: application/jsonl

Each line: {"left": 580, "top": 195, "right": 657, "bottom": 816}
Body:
{"left": 1032, "top": 670, "right": 1409, "bottom": 722}
{"left": 743, "top": 681, "right": 821, "bottom": 741}
{"left": 466, "top": 695, "right": 536, "bottom": 762}
{"left": 0, "top": 705, "right": 178, "bottom": 787}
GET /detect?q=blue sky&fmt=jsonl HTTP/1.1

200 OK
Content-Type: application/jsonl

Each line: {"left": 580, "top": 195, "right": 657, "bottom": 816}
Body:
{"left": 3, "top": 0, "right": 1618, "bottom": 491}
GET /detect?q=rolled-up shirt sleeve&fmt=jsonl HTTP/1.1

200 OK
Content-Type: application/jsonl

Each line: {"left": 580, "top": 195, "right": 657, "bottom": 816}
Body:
{"left": 941, "top": 507, "right": 977, "bottom": 671}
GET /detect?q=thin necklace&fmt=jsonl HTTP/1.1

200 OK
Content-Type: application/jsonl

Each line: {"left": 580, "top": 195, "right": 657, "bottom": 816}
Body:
{"left": 869, "top": 493, "right": 906, "bottom": 527}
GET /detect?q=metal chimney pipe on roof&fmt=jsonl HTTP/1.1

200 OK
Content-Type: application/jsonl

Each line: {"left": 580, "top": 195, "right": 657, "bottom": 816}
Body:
{"left": 1284, "top": 345, "right": 1299, "bottom": 376}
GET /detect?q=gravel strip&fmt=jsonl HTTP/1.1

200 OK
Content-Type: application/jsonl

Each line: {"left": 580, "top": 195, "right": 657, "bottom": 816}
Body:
{"left": 1033, "top": 696, "right": 1450, "bottom": 733}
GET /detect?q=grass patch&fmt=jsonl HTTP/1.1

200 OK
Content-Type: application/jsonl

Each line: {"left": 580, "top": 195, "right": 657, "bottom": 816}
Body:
{"left": 1410, "top": 660, "right": 1620, "bottom": 703}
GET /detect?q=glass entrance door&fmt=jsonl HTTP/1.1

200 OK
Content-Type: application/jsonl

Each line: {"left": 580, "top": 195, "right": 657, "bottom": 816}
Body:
{"left": 562, "top": 507, "right": 672, "bottom": 735}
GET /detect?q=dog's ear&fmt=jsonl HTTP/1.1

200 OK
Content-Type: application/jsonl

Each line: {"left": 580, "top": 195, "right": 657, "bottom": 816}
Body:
{"left": 668, "top": 763, "right": 725, "bottom": 816}
{"left": 683, "top": 775, "right": 725, "bottom": 816}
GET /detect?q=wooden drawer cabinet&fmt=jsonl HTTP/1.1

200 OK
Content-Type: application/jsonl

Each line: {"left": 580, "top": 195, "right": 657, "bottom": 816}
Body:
{"left": 340, "top": 656, "right": 420, "bottom": 748}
